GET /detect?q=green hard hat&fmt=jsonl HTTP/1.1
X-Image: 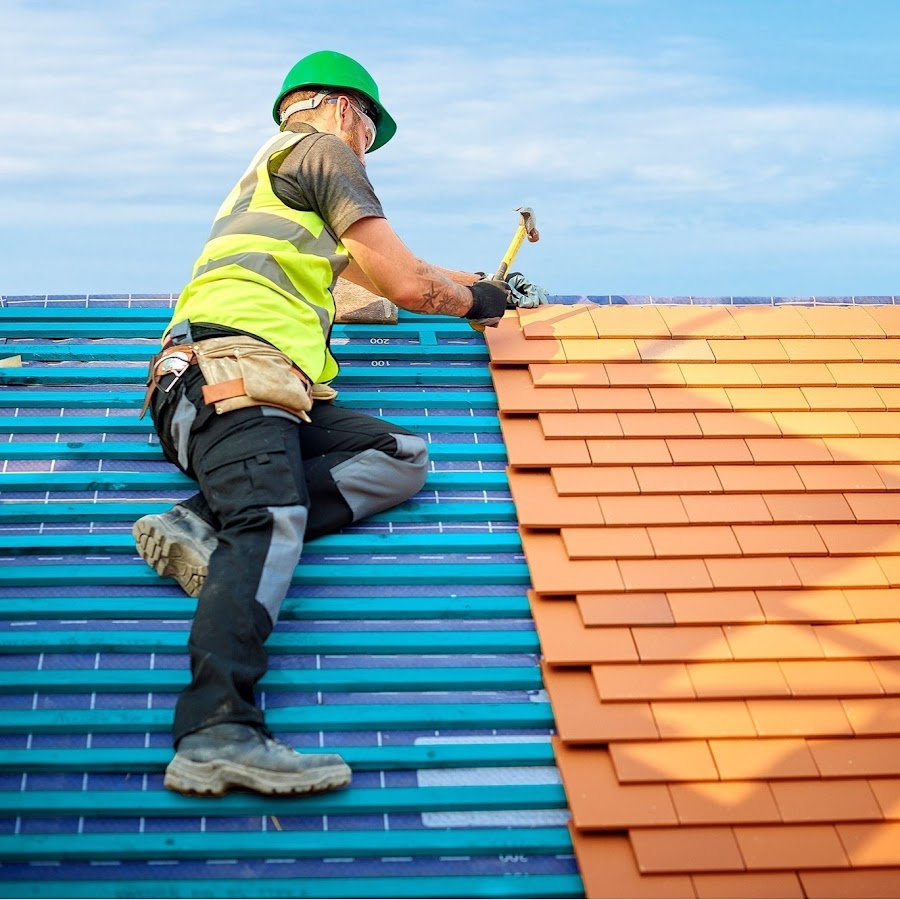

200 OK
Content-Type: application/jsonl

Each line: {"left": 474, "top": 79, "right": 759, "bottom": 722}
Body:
{"left": 273, "top": 50, "right": 397, "bottom": 152}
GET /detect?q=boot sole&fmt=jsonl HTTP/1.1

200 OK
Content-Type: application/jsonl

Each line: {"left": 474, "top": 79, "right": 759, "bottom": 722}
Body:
{"left": 132, "top": 517, "right": 209, "bottom": 598}
{"left": 164, "top": 755, "right": 352, "bottom": 797}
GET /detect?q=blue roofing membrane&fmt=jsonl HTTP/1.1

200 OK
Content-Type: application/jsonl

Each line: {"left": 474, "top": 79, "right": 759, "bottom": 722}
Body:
{"left": 0, "top": 296, "right": 584, "bottom": 900}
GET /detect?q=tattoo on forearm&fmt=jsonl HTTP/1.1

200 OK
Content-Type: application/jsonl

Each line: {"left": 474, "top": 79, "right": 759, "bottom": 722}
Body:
{"left": 415, "top": 262, "right": 472, "bottom": 316}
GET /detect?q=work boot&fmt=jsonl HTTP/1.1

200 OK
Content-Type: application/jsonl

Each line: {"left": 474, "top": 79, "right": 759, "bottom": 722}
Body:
{"left": 164, "top": 723, "right": 352, "bottom": 797}
{"left": 132, "top": 504, "right": 217, "bottom": 598}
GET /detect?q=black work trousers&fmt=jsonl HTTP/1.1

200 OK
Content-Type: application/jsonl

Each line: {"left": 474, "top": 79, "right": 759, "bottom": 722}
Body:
{"left": 150, "top": 364, "right": 428, "bottom": 744}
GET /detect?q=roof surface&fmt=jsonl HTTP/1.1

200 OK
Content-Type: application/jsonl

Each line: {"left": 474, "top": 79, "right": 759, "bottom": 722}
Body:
{"left": 486, "top": 301, "right": 900, "bottom": 898}
{"left": 0, "top": 295, "right": 580, "bottom": 899}
{"left": 4, "top": 294, "right": 900, "bottom": 898}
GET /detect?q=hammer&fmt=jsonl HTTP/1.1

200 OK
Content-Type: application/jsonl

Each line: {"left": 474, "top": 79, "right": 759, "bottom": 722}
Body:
{"left": 496, "top": 206, "right": 540, "bottom": 281}
{"left": 470, "top": 207, "right": 540, "bottom": 332}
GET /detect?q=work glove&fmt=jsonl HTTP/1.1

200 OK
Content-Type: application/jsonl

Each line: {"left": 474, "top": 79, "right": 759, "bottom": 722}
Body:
{"left": 465, "top": 276, "right": 511, "bottom": 329}
{"left": 506, "top": 272, "right": 549, "bottom": 308}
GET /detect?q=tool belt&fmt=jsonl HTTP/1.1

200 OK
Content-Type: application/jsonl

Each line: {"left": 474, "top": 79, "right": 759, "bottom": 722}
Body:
{"left": 140, "top": 335, "right": 315, "bottom": 423}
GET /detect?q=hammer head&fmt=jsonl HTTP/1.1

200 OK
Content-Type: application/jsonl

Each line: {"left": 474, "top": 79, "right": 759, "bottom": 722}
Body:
{"left": 515, "top": 206, "right": 540, "bottom": 243}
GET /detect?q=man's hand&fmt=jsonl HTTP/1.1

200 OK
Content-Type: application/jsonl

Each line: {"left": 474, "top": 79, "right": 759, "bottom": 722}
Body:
{"left": 465, "top": 277, "right": 510, "bottom": 329}
{"left": 506, "top": 272, "right": 549, "bottom": 308}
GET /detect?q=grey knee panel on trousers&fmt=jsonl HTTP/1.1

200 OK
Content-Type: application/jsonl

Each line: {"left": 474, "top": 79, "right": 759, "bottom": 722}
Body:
{"left": 329, "top": 432, "right": 428, "bottom": 522}
{"left": 257, "top": 505, "right": 307, "bottom": 624}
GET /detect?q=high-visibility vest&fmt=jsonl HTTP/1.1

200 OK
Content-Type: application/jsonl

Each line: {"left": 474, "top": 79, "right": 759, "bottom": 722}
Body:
{"left": 165, "top": 130, "right": 348, "bottom": 383}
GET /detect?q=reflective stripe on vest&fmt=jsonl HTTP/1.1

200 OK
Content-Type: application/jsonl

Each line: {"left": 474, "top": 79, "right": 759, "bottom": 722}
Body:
{"left": 165, "top": 131, "right": 347, "bottom": 383}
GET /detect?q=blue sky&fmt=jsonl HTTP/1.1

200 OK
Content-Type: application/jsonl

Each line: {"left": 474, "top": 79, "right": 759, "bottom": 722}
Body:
{"left": 1, "top": 0, "right": 898, "bottom": 297}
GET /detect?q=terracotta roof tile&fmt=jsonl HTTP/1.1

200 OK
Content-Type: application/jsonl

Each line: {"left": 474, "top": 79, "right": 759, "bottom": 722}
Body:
{"left": 520, "top": 531, "right": 623, "bottom": 593}
{"left": 507, "top": 469, "right": 603, "bottom": 527}
{"left": 841, "top": 698, "right": 900, "bottom": 736}
{"left": 668, "top": 437, "right": 754, "bottom": 464}
{"left": 837, "top": 822, "right": 900, "bottom": 866}
{"left": 709, "top": 339, "right": 789, "bottom": 362}
{"left": 606, "top": 361, "right": 687, "bottom": 386}
{"left": 541, "top": 663, "right": 659, "bottom": 741}
{"left": 562, "top": 526, "right": 654, "bottom": 559}
{"left": 723, "top": 623, "right": 824, "bottom": 659}
{"left": 630, "top": 826, "right": 746, "bottom": 873}
{"left": 610, "top": 740, "right": 719, "bottom": 783}
{"left": 745, "top": 437, "right": 833, "bottom": 463}
{"left": 490, "top": 366, "right": 578, "bottom": 412}
{"left": 725, "top": 386, "right": 809, "bottom": 410}
{"left": 780, "top": 338, "right": 862, "bottom": 361}
{"left": 862, "top": 305, "right": 900, "bottom": 337}
{"left": 593, "top": 662, "right": 695, "bottom": 701}
{"left": 681, "top": 493, "right": 772, "bottom": 524}
{"left": 577, "top": 591, "right": 675, "bottom": 626}
{"left": 569, "top": 830, "right": 697, "bottom": 898}
{"left": 692, "top": 871, "right": 805, "bottom": 899}
{"left": 796, "top": 464, "right": 886, "bottom": 492}
{"left": 756, "top": 589, "right": 856, "bottom": 623}
{"left": 799, "top": 868, "right": 900, "bottom": 898}
{"left": 553, "top": 740, "right": 678, "bottom": 828}
{"left": 666, "top": 590, "right": 765, "bottom": 625}
{"left": 552, "top": 465, "right": 640, "bottom": 495}
{"left": 586, "top": 304, "right": 672, "bottom": 339}
{"left": 705, "top": 556, "right": 802, "bottom": 590}
{"left": 649, "top": 386, "right": 731, "bottom": 410}
{"left": 519, "top": 304, "right": 600, "bottom": 339}
{"left": 809, "top": 737, "right": 900, "bottom": 777}
{"left": 732, "top": 524, "right": 826, "bottom": 556}
{"left": 802, "top": 386, "right": 885, "bottom": 410}
{"left": 598, "top": 495, "right": 690, "bottom": 526}
{"left": 530, "top": 361, "right": 609, "bottom": 386}
{"left": 681, "top": 363, "right": 761, "bottom": 386}
{"left": 527, "top": 591, "right": 636, "bottom": 663}
{"left": 796, "top": 306, "right": 884, "bottom": 338}
{"left": 828, "top": 362, "right": 900, "bottom": 385}
{"left": 844, "top": 588, "right": 900, "bottom": 621}
{"left": 695, "top": 410, "right": 781, "bottom": 436}
{"left": 647, "top": 525, "right": 740, "bottom": 558}
{"left": 746, "top": 698, "right": 853, "bottom": 737}
{"left": 728, "top": 305, "right": 814, "bottom": 337}
{"left": 753, "top": 362, "right": 835, "bottom": 386}
{"left": 652, "top": 700, "right": 757, "bottom": 739}
{"left": 633, "top": 625, "right": 732, "bottom": 661}
{"left": 488, "top": 305, "right": 900, "bottom": 894}
{"left": 686, "top": 661, "right": 791, "bottom": 699}
{"left": 779, "top": 660, "right": 884, "bottom": 696}
{"left": 771, "top": 778, "right": 883, "bottom": 823}
{"left": 868, "top": 778, "right": 900, "bottom": 817}
{"left": 715, "top": 465, "right": 806, "bottom": 493}
{"left": 710, "top": 738, "right": 820, "bottom": 780}
{"left": 619, "top": 557, "right": 713, "bottom": 591}
{"left": 852, "top": 338, "right": 900, "bottom": 361}
{"left": 654, "top": 306, "right": 742, "bottom": 339}
{"left": 636, "top": 339, "right": 716, "bottom": 362}
{"left": 669, "top": 780, "right": 781, "bottom": 825}
{"left": 588, "top": 437, "right": 673, "bottom": 465}
{"left": 574, "top": 386, "right": 655, "bottom": 410}
{"left": 733, "top": 824, "right": 850, "bottom": 869}
{"left": 499, "top": 415, "right": 591, "bottom": 466}
{"left": 561, "top": 338, "right": 641, "bottom": 362}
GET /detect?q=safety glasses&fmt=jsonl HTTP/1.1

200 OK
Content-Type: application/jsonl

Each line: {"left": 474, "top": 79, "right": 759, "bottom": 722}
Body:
{"left": 326, "top": 95, "right": 377, "bottom": 152}
{"left": 280, "top": 89, "right": 377, "bottom": 151}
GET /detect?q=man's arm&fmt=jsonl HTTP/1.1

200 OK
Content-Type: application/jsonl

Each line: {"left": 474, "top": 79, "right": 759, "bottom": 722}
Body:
{"left": 341, "top": 216, "right": 476, "bottom": 318}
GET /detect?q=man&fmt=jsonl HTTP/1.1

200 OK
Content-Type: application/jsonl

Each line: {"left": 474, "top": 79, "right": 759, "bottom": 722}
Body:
{"left": 134, "top": 50, "right": 547, "bottom": 798}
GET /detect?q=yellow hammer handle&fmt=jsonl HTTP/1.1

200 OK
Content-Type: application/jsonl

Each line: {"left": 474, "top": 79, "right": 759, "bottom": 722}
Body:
{"left": 496, "top": 226, "right": 527, "bottom": 281}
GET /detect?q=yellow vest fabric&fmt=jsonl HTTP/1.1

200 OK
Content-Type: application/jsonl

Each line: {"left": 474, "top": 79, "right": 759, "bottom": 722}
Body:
{"left": 165, "top": 131, "right": 348, "bottom": 383}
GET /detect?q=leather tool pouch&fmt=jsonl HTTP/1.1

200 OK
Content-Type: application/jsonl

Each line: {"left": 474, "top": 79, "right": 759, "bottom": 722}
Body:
{"left": 193, "top": 336, "right": 313, "bottom": 422}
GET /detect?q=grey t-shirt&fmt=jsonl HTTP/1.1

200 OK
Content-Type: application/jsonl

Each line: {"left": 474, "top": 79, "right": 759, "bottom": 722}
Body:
{"left": 269, "top": 123, "right": 384, "bottom": 239}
